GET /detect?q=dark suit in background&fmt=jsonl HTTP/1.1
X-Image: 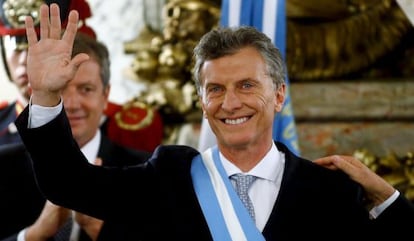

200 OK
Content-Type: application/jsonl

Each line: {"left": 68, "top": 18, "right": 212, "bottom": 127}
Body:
{"left": 0, "top": 102, "right": 23, "bottom": 145}
{"left": 0, "top": 143, "right": 43, "bottom": 239}
{"left": 0, "top": 134, "right": 150, "bottom": 241}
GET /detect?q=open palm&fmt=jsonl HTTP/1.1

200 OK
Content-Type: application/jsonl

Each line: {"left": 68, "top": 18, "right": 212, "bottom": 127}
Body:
{"left": 25, "top": 3, "right": 89, "bottom": 104}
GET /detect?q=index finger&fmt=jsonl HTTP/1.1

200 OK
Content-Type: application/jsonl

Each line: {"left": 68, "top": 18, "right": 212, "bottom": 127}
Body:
{"left": 313, "top": 155, "right": 340, "bottom": 170}
{"left": 25, "top": 15, "right": 38, "bottom": 46}
{"left": 61, "top": 9, "right": 79, "bottom": 50}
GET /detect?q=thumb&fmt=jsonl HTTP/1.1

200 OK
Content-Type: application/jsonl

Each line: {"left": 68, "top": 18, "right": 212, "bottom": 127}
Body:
{"left": 71, "top": 53, "right": 90, "bottom": 68}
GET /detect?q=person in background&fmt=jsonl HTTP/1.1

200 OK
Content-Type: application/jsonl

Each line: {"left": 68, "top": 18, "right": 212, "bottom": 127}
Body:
{"left": 15, "top": 3, "right": 414, "bottom": 241}
{"left": 0, "top": 17, "right": 150, "bottom": 241}
{"left": 0, "top": 0, "right": 162, "bottom": 152}
{"left": 0, "top": 0, "right": 96, "bottom": 145}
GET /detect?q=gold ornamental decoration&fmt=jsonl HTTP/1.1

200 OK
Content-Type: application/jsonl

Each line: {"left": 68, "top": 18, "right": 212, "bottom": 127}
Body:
{"left": 286, "top": 0, "right": 413, "bottom": 80}
{"left": 124, "top": 0, "right": 220, "bottom": 123}
{"left": 354, "top": 149, "right": 414, "bottom": 201}
{"left": 2, "top": 0, "right": 44, "bottom": 28}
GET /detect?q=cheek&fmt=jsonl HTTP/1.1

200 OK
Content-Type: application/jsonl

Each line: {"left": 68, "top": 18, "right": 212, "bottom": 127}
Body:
{"left": 6, "top": 58, "right": 18, "bottom": 77}
{"left": 201, "top": 97, "right": 220, "bottom": 115}
{"left": 257, "top": 90, "right": 275, "bottom": 107}
{"left": 88, "top": 98, "right": 105, "bottom": 111}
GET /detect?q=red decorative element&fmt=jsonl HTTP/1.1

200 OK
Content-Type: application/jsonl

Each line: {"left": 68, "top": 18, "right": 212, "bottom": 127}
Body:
{"left": 0, "top": 0, "right": 96, "bottom": 39}
{"left": 104, "top": 101, "right": 164, "bottom": 153}
{"left": 67, "top": 0, "right": 96, "bottom": 39}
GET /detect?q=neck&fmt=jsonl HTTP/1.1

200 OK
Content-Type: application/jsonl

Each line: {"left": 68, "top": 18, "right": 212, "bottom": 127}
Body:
{"left": 218, "top": 140, "right": 273, "bottom": 172}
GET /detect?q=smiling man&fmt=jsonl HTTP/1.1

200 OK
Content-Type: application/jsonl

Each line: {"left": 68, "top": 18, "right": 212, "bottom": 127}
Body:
{"left": 14, "top": 3, "right": 414, "bottom": 241}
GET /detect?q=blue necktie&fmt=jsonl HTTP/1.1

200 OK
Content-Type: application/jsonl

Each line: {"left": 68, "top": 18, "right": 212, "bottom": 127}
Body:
{"left": 231, "top": 173, "right": 257, "bottom": 222}
{"left": 54, "top": 218, "right": 73, "bottom": 241}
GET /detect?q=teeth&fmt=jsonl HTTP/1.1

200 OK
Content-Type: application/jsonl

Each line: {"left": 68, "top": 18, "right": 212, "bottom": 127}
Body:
{"left": 225, "top": 117, "right": 248, "bottom": 125}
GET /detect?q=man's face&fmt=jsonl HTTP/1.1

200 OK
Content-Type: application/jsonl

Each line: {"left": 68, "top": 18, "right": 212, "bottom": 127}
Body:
{"left": 199, "top": 47, "right": 285, "bottom": 150}
{"left": 5, "top": 45, "right": 30, "bottom": 101}
{"left": 61, "top": 59, "right": 109, "bottom": 147}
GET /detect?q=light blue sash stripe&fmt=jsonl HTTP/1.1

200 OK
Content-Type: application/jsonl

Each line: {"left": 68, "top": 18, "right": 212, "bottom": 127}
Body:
{"left": 211, "top": 147, "right": 265, "bottom": 240}
{"left": 191, "top": 153, "right": 232, "bottom": 241}
{"left": 191, "top": 146, "right": 265, "bottom": 241}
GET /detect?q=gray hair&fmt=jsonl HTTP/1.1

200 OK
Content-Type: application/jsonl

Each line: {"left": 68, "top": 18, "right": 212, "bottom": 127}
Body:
{"left": 192, "top": 25, "right": 286, "bottom": 96}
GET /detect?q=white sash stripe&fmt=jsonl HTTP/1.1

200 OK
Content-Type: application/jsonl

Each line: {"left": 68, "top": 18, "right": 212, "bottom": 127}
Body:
{"left": 228, "top": 0, "right": 242, "bottom": 27}
{"left": 200, "top": 149, "right": 247, "bottom": 241}
{"left": 263, "top": 0, "right": 278, "bottom": 43}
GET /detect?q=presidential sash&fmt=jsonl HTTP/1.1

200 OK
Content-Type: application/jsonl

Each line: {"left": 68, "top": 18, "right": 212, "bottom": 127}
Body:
{"left": 191, "top": 146, "right": 265, "bottom": 241}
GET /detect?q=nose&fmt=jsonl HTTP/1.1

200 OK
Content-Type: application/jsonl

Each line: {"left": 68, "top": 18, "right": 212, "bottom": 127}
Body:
{"left": 62, "top": 90, "right": 80, "bottom": 110}
{"left": 221, "top": 90, "right": 242, "bottom": 112}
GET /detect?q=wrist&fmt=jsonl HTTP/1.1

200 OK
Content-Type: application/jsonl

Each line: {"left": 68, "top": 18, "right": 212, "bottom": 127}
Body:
{"left": 31, "top": 91, "right": 61, "bottom": 107}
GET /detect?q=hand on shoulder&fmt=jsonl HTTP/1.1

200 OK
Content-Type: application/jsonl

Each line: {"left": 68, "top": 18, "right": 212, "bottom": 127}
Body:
{"left": 314, "top": 155, "right": 396, "bottom": 206}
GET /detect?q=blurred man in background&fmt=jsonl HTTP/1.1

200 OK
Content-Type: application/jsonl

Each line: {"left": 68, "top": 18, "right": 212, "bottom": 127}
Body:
{"left": 0, "top": 0, "right": 96, "bottom": 145}
{"left": 0, "top": 1, "right": 151, "bottom": 240}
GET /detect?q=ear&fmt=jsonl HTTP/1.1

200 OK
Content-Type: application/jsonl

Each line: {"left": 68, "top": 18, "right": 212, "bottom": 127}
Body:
{"left": 199, "top": 96, "right": 208, "bottom": 119}
{"left": 104, "top": 85, "right": 111, "bottom": 98}
{"left": 103, "top": 85, "right": 111, "bottom": 109}
{"left": 274, "top": 83, "right": 286, "bottom": 112}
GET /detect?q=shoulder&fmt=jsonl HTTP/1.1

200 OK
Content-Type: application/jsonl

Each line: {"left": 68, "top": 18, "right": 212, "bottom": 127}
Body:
{"left": 148, "top": 144, "right": 200, "bottom": 170}
{"left": 99, "top": 136, "right": 152, "bottom": 167}
{"left": 276, "top": 141, "right": 362, "bottom": 196}
{"left": 0, "top": 143, "right": 29, "bottom": 160}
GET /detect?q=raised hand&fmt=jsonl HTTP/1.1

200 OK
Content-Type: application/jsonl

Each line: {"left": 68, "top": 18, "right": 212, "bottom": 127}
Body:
{"left": 25, "top": 3, "right": 89, "bottom": 107}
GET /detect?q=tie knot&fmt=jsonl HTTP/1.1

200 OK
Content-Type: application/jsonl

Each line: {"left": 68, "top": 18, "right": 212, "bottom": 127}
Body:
{"left": 231, "top": 173, "right": 257, "bottom": 192}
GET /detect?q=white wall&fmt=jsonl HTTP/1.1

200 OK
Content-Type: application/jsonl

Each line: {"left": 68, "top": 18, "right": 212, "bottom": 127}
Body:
{"left": 86, "top": 0, "right": 164, "bottom": 104}
{"left": 0, "top": 50, "right": 18, "bottom": 102}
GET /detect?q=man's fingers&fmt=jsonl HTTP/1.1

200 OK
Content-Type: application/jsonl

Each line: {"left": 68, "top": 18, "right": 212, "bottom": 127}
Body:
{"left": 25, "top": 16, "right": 37, "bottom": 46}
{"left": 313, "top": 156, "right": 339, "bottom": 170}
{"left": 39, "top": 4, "right": 50, "bottom": 40}
{"left": 314, "top": 155, "right": 361, "bottom": 173}
{"left": 329, "top": 156, "right": 351, "bottom": 170}
{"left": 61, "top": 10, "right": 79, "bottom": 50}
{"left": 49, "top": 3, "right": 62, "bottom": 39}
{"left": 71, "top": 53, "right": 90, "bottom": 68}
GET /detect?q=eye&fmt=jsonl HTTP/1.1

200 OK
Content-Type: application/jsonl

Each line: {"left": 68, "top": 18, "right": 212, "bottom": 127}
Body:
{"left": 80, "top": 85, "right": 94, "bottom": 95}
{"left": 241, "top": 81, "right": 253, "bottom": 89}
{"left": 207, "top": 85, "right": 223, "bottom": 94}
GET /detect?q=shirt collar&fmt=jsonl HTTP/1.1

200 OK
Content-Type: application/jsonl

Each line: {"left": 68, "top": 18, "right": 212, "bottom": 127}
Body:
{"left": 221, "top": 142, "right": 284, "bottom": 182}
{"left": 80, "top": 130, "right": 101, "bottom": 164}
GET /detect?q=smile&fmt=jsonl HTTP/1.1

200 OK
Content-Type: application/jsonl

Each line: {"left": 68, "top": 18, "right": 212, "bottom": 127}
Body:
{"left": 224, "top": 117, "right": 249, "bottom": 125}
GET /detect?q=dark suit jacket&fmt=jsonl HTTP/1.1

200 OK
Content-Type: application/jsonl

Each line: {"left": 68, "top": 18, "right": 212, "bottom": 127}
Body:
{"left": 0, "top": 102, "right": 22, "bottom": 145}
{"left": 0, "top": 130, "right": 150, "bottom": 241}
{"left": 15, "top": 107, "right": 414, "bottom": 241}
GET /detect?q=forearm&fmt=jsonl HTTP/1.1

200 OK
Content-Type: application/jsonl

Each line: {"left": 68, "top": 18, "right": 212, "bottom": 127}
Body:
{"left": 15, "top": 107, "right": 85, "bottom": 206}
